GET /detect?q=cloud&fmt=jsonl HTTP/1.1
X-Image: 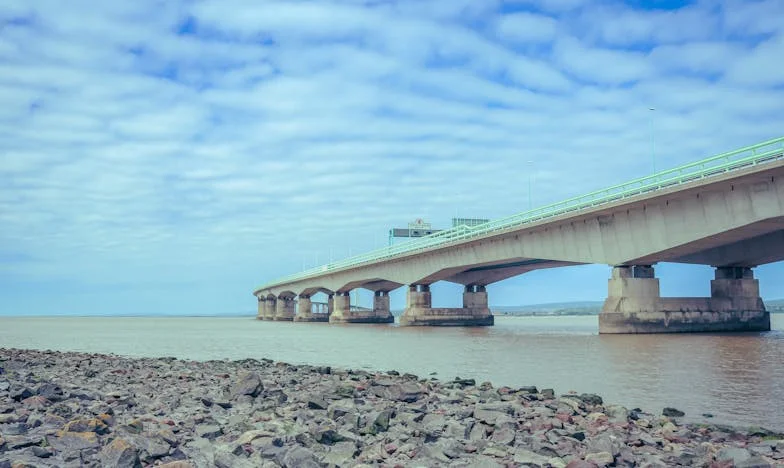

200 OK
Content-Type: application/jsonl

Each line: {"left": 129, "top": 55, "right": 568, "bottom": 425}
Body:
{"left": 1, "top": 0, "right": 783, "bottom": 315}
{"left": 495, "top": 12, "right": 558, "bottom": 44}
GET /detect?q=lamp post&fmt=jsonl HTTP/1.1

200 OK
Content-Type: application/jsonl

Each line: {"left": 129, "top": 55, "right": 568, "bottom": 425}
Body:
{"left": 649, "top": 107, "right": 656, "bottom": 175}
{"left": 527, "top": 160, "right": 533, "bottom": 210}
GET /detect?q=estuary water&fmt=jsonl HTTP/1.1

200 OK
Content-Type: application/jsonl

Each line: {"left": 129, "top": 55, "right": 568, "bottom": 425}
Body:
{"left": 1, "top": 315, "right": 782, "bottom": 431}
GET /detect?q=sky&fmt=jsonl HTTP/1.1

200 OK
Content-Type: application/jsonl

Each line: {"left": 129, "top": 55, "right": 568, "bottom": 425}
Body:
{"left": 1, "top": 0, "right": 783, "bottom": 315}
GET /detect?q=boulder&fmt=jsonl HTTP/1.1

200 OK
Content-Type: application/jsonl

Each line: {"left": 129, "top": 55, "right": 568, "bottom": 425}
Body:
{"left": 231, "top": 372, "right": 263, "bottom": 398}
{"left": 100, "top": 437, "right": 142, "bottom": 468}
{"left": 662, "top": 407, "right": 685, "bottom": 417}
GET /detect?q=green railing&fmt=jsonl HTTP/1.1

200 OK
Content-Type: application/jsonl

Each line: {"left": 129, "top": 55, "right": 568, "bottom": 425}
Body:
{"left": 256, "top": 136, "right": 784, "bottom": 292}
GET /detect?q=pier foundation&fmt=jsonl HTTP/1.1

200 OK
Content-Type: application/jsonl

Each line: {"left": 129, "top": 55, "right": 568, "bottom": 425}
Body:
{"left": 599, "top": 265, "right": 770, "bottom": 334}
{"left": 294, "top": 295, "right": 328, "bottom": 322}
{"left": 399, "top": 284, "right": 494, "bottom": 326}
{"left": 329, "top": 291, "right": 394, "bottom": 324}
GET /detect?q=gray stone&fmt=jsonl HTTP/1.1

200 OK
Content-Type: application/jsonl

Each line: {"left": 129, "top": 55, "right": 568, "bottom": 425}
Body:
{"left": 195, "top": 424, "right": 223, "bottom": 439}
{"left": 736, "top": 456, "right": 774, "bottom": 468}
{"left": 585, "top": 451, "right": 614, "bottom": 466}
{"left": 374, "top": 409, "right": 393, "bottom": 432}
{"left": 231, "top": 372, "right": 263, "bottom": 398}
{"left": 307, "top": 397, "right": 327, "bottom": 410}
{"left": 513, "top": 448, "right": 551, "bottom": 466}
{"left": 100, "top": 437, "right": 142, "bottom": 468}
{"left": 280, "top": 446, "right": 319, "bottom": 468}
{"left": 662, "top": 407, "right": 685, "bottom": 417}
{"left": 716, "top": 447, "right": 752, "bottom": 465}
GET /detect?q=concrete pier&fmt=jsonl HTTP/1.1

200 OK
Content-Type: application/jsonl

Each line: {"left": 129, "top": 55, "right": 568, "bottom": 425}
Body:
{"left": 399, "top": 284, "right": 494, "bottom": 327}
{"left": 599, "top": 265, "right": 770, "bottom": 334}
{"left": 256, "top": 297, "right": 265, "bottom": 320}
{"left": 262, "top": 297, "right": 276, "bottom": 320}
{"left": 274, "top": 295, "right": 295, "bottom": 321}
{"left": 293, "top": 295, "right": 329, "bottom": 322}
{"left": 329, "top": 291, "right": 394, "bottom": 324}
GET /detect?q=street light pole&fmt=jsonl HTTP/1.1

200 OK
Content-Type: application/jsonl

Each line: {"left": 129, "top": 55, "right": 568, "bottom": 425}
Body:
{"left": 649, "top": 107, "right": 656, "bottom": 175}
{"left": 527, "top": 160, "right": 533, "bottom": 210}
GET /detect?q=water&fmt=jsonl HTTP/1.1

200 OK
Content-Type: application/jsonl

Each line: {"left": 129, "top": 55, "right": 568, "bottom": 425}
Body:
{"left": 1, "top": 315, "right": 783, "bottom": 431}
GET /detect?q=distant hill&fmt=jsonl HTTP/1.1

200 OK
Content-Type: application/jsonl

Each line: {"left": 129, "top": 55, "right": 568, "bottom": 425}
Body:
{"left": 492, "top": 301, "right": 603, "bottom": 317}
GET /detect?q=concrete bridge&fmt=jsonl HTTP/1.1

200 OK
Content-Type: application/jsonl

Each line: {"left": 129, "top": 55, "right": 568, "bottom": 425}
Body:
{"left": 254, "top": 137, "right": 784, "bottom": 333}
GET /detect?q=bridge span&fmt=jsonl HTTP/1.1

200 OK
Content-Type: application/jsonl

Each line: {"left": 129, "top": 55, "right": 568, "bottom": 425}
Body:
{"left": 254, "top": 137, "right": 784, "bottom": 333}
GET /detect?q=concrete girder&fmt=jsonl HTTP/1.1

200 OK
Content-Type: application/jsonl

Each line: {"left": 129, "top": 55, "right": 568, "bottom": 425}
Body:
{"left": 299, "top": 286, "right": 334, "bottom": 297}
{"left": 443, "top": 260, "right": 577, "bottom": 286}
{"left": 278, "top": 290, "right": 297, "bottom": 300}
{"left": 667, "top": 229, "right": 784, "bottom": 267}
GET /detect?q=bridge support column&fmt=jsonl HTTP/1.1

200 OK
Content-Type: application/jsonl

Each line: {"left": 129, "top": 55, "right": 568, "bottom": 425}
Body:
{"left": 263, "top": 297, "right": 276, "bottom": 320}
{"left": 274, "top": 296, "right": 295, "bottom": 321}
{"left": 400, "top": 284, "right": 494, "bottom": 327}
{"left": 329, "top": 290, "right": 394, "bottom": 324}
{"left": 599, "top": 265, "right": 770, "bottom": 333}
{"left": 256, "top": 297, "right": 265, "bottom": 320}
{"left": 294, "top": 295, "right": 328, "bottom": 322}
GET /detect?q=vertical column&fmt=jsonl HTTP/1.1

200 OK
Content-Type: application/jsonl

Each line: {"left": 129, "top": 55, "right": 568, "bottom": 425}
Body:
{"left": 257, "top": 297, "right": 265, "bottom": 320}
{"left": 372, "top": 291, "right": 394, "bottom": 323}
{"left": 463, "top": 285, "right": 488, "bottom": 309}
{"left": 406, "top": 284, "right": 432, "bottom": 311}
{"left": 297, "top": 295, "right": 312, "bottom": 316}
{"left": 329, "top": 292, "right": 351, "bottom": 323}
{"left": 264, "top": 297, "right": 276, "bottom": 321}
{"left": 274, "top": 296, "right": 295, "bottom": 321}
{"left": 327, "top": 294, "right": 334, "bottom": 316}
{"left": 710, "top": 267, "right": 768, "bottom": 326}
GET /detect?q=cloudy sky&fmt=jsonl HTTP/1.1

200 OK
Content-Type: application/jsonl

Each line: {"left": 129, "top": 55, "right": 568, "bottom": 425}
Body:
{"left": 1, "top": 0, "right": 783, "bottom": 315}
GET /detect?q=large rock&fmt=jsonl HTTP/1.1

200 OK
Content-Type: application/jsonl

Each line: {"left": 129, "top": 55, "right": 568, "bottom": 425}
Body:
{"left": 716, "top": 447, "right": 752, "bottom": 465}
{"left": 230, "top": 372, "right": 263, "bottom": 398}
{"left": 48, "top": 431, "right": 101, "bottom": 451}
{"left": 100, "top": 437, "right": 142, "bottom": 468}
{"left": 279, "top": 446, "right": 320, "bottom": 468}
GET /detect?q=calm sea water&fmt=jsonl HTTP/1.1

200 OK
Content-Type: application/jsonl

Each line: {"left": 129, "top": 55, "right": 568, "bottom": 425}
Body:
{"left": 1, "top": 315, "right": 782, "bottom": 431}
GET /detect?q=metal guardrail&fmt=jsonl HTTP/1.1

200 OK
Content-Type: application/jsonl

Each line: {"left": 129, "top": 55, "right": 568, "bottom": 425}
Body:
{"left": 257, "top": 136, "right": 784, "bottom": 291}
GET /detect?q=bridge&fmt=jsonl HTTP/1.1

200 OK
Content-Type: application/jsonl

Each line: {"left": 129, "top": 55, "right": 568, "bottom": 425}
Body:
{"left": 254, "top": 136, "right": 784, "bottom": 333}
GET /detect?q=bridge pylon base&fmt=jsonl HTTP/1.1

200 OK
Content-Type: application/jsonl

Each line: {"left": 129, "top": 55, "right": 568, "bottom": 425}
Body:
{"left": 328, "top": 292, "right": 394, "bottom": 324}
{"left": 599, "top": 266, "right": 770, "bottom": 334}
{"left": 294, "top": 315, "right": 329, "bottom": 322}
{"left": 399, "top": 284, "right": 494, "bottom": 327}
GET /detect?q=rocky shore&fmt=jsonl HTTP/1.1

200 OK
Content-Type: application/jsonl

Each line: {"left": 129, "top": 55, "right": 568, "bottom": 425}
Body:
{"left": 1, "top": 348, "right": 782, "bottom": 467}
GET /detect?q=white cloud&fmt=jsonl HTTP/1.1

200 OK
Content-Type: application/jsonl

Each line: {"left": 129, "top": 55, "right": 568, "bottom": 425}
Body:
{"left": 496, "top": 12, "right": 558, "bottom": 44}
{"left": 1, "top": 0, "right": 783, "bottom": 314}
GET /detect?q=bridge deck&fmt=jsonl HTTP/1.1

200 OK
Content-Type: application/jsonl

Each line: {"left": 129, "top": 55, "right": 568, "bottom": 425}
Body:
{"left": 256, "top": 136, "right": 784, "bottom": 294}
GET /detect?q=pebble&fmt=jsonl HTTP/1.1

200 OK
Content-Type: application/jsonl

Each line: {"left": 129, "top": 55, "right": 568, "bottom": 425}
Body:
{"left": 0, "top": 347, "right": 781, "bottom": 467}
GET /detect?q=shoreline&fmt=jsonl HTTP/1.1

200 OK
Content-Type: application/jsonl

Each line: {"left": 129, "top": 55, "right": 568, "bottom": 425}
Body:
{"left": 2, "top": 348, "right": 782, "bottom": 467}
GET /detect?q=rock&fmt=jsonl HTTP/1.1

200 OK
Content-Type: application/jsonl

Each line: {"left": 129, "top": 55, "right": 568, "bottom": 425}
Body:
{"left": 736, "top": 456, "right": 774, "bottom": 468}
{"left": 473, "top": 402, "right": 512, "bottom": 425}
{"left": 716, "top": 447, "right": 752, "bottom": 465}
{"left": 100, "top": 437, "right": 142, "bottom": 468}
{"left": 231, "top": 372, "right": 263, "bottom": 398}
{"left": 578, "top": 393, "right": 603, "bottom": 405}
{"left": 158, "top": 462, "right": 194, "bottom": 468}
{"left": 566, "top": 461, "right": 599, "bottom": 468}
{"left": 48, "top": 431, "right": 100, "bottom": 451}
{"left": 1, "top": 423, "right": 27, "bottom": 435}
{"left": 307, "top": 397, "right": 327, "bottom": 410}
{"left": 454, "top": 377, "right": 476, "bottom": 387}
{"left": 280, "top": 446, "right": 319, "bottom": 468}
{"left": 585, "top": 451, "right": 614, "bottom": 466}
{"left": 387, "top": 382, "right": 424, "bottom": 402}
{"left": 541, "top": 388, "right": 555, "bottom": 399}
{"left": 605, "top": 405, "right": 628, "bottom": 422}
{"left": 322, "top": 441, "right": 357, "bottom": 465}
{"left": 513, "top": 448, "right": 551, "bottom": 466}
{"left": 466, "top": 455, "right": 504, "bottom": 468}
{"left": 35, "top": 383, "right": 64, "bottom": 402}
{"left": 195, "top": 424, "right": 223, "bottom": 439}
{"left": 662, "top": 407, "right": 685, "bottom": 417}
{"left": 63, "top": 417, "right": 109, "bottom": 434}
{"left": 9, "top": 386, "right": 33, "bottom": 402}
{"left": 374, "top": 409, "right": 393, "bottom": 432}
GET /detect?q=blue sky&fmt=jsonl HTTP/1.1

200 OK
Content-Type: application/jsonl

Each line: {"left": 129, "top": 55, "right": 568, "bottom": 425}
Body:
{"left": 1, "top": 0, "right": 783, "bottom": 315}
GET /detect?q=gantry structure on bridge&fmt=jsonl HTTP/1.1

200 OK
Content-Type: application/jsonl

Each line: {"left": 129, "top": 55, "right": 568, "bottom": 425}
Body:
{"left": 254, "top": 137, "right": 784, "bottom": 333}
